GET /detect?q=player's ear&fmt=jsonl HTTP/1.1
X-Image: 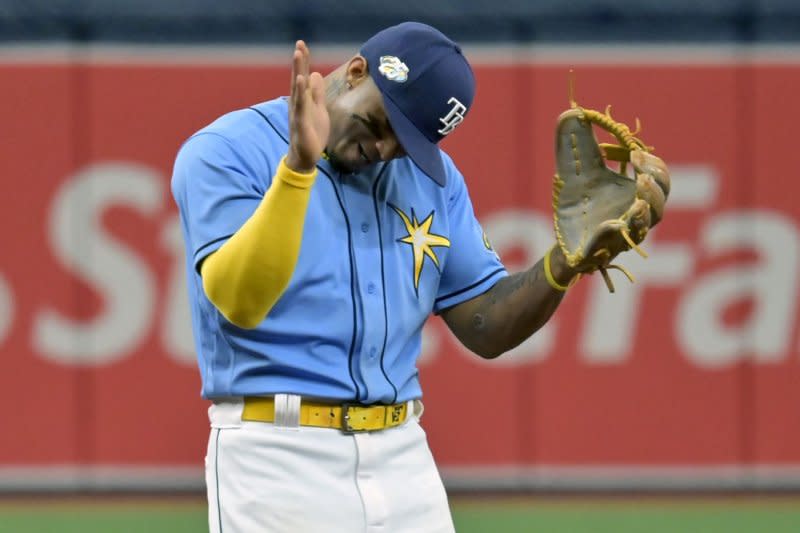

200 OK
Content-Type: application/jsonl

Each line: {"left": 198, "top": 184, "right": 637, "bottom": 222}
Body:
{"left": 345, "top": 55, "right": 369, "bottom": 89}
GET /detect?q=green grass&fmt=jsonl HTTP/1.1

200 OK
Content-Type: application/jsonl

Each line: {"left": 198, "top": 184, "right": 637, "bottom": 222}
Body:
{"left": 0, "top": 505, "right": 207, "bottom": 533}
{"left": 0, "top": 497, "right": 798, "bottom": 532}
{"left": 452, "top": 501, "right": 800, "bottom": 533}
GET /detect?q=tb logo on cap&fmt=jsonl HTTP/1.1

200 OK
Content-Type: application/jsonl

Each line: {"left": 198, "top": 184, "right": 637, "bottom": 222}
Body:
{"left": 438, "top": 97, "right": 467, "bottom": 136}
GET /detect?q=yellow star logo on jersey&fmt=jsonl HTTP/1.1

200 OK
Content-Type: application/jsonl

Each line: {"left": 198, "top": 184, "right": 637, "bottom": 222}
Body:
{"left": 391, "top": 205, "right": 450, "bottom": 294}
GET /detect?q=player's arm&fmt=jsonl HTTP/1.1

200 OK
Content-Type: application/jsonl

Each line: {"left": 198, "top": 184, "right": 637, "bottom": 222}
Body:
{"left": 200, "top": 161, "right": 315, "bottom": 328}
{"left": 200, "top": 41, "right": 329, "bottom": 329}
{"left": 439, "top": 245, "right": 578, "bottom": 359}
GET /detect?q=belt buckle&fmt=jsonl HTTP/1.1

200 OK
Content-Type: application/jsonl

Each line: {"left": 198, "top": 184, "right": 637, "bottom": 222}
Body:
{"left": 341, "top": 403, "right": 366, "bottom": 435}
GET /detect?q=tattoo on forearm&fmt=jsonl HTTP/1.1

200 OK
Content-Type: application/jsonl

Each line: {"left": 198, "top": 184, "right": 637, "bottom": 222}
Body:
{"left": 469, "top": 256, "right": 560, "bottom": 345}
{"left": 485, "top": 258, "right": 544, "bottom": 307}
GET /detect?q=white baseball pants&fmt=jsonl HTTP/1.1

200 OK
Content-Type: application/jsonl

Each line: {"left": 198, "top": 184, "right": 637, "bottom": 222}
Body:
{"left": 205, "top": 397, "right": 455, "bottom": 533}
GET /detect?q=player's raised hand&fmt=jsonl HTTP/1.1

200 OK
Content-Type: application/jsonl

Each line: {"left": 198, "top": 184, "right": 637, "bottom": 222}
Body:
{"left": 286, "top": 40, "right": 330, "bottom": 173}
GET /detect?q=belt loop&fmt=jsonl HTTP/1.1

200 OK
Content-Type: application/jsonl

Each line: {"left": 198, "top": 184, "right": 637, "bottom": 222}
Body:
{"left": 412, "top": 399, "right": 424, "bottom": 420}
{"left": 274, "top": 394, "right": 301, "bottom": 430}
{"left": 273, "top": 394, "right": 285, "bottom": 427}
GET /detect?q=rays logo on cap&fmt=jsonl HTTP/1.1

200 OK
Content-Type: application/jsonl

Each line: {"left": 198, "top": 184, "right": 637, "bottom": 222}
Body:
{"left": 437, "top": 97, "right": 467, "bottom": 136}
{"left": 378, "top": 56, "right": 409, "bottom": 83}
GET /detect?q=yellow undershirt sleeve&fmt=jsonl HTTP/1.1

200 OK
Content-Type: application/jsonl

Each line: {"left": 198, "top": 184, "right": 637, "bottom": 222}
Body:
{"left": 201, "top": 157, "right": 317, "bottom": 329}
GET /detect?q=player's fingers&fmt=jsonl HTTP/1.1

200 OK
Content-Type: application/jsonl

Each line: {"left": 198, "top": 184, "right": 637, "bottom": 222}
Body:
{"left": 290, "top": 47, "right": 303, "bottom": 100}
{"left": 297, "top": 40, "right": 310, "bottom": 79}
{"left": 305, "top": 43, "right": 312, "bottom": 78}
{"left": 293, "top": 74, "right": 307, "bottom": 114}
{"left": 308, "top": 72, "right": 324, "bottom": 105}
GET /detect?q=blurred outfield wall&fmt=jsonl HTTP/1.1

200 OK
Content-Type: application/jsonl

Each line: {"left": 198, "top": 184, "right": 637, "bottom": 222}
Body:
{"left": 1, "top": 41, "right": 800, "bottom": 491}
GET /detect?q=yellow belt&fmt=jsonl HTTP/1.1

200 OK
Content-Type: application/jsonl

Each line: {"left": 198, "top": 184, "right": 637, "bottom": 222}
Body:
{"left": 242, "top": 396, "right": 409, "bottom": 433}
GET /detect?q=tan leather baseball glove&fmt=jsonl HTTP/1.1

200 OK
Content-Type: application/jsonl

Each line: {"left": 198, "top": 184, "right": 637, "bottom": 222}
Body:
{"left": 552, "top": 98, "right": 670, "bottom": 292}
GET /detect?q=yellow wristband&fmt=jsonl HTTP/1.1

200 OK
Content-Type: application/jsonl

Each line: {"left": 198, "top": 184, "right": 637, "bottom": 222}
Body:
{"left": 544, "top": 247, "right": 569, "bottom": 292}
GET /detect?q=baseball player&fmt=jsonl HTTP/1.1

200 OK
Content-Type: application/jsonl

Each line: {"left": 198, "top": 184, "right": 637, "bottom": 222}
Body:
{"left": 172, "top": 22, "right": 582, "bottom": 532}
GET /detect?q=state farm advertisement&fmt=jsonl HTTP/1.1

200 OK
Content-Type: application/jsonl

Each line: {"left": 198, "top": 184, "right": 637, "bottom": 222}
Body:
{"left": 2, "top": 51, "right": 799, "bottom": 483}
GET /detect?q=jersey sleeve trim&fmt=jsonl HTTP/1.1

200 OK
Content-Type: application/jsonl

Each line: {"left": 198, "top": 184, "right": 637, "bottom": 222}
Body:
{"left": 193, "top": 233, "right": 235, "bottom": 273}
{"left": 433, "top": 266, "right": 507, "bottom": 314}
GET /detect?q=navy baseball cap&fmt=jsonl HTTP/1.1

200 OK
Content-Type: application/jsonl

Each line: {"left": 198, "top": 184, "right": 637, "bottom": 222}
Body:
{"left": 360, "top": 22, "right": 475, "bottom": 186}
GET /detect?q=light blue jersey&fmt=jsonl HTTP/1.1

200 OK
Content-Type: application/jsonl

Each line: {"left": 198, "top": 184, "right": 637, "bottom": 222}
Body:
{"left": 172, "top": 98, "right": 507, "bottom": 404}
